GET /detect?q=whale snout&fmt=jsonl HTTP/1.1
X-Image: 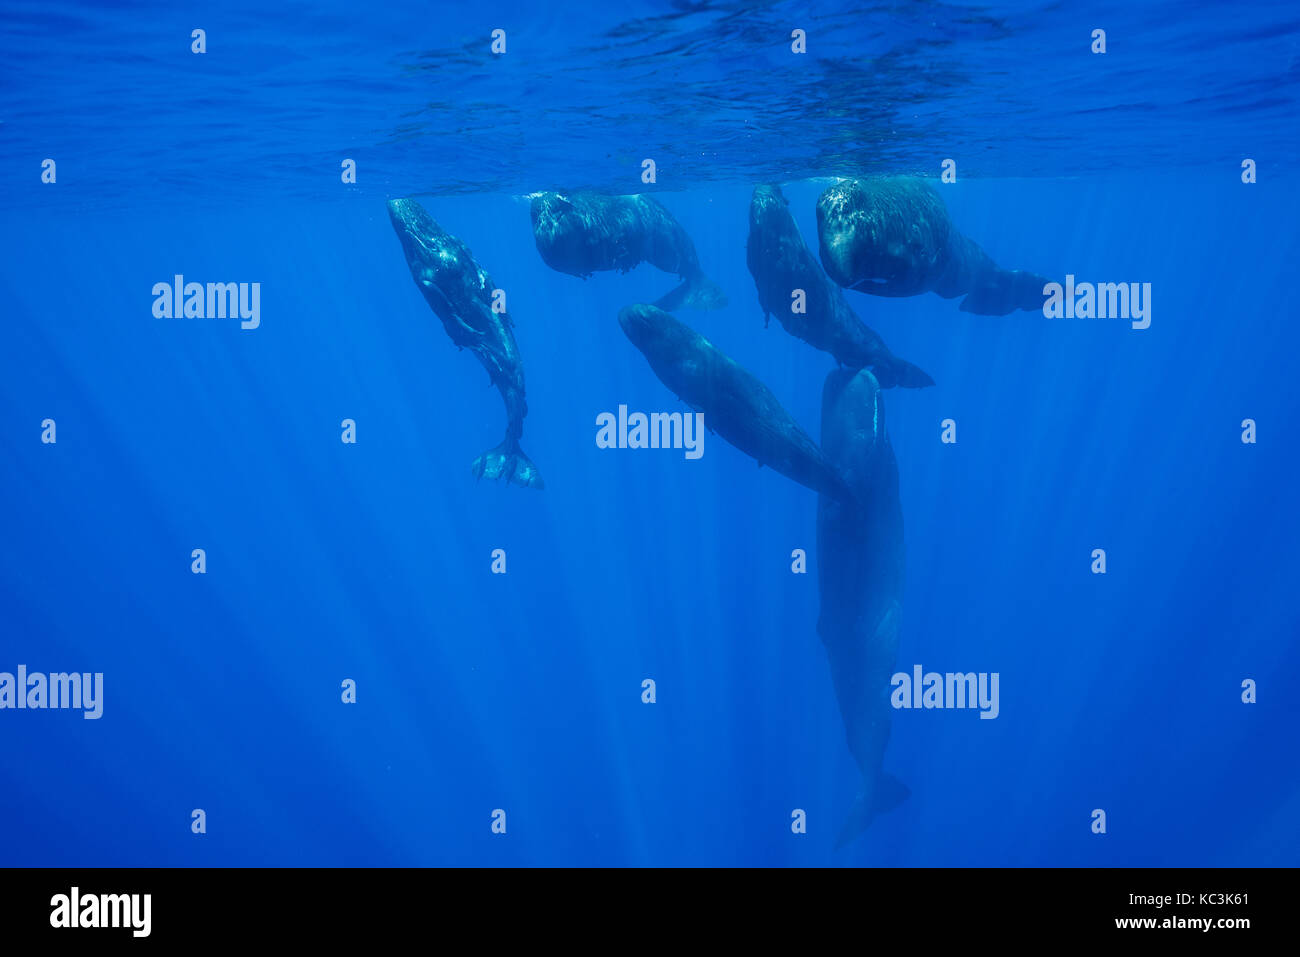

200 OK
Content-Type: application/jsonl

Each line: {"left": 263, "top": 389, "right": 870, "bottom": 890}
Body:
{"left": 619, "top": 303, "right": 679, "bottom": 354}
{"left": 387, "top": 197, "right": 433, "bottom": 239}
{"left": 529, "top": 192, "right": 579, "bottom": 232}
{"left": 751, "top": 184, "right": 786, "bottom": 214}
{"left": 531, "top": 193, "right": 591, "bottom": 273}
{"left": 386, "top": 197, "right": 414, "bottom": 221}
{"left": 748, "top": 184, "right": 790, "bottom": 232}
{"left": 617, "top": 303, "right": 654, "bottom": 344}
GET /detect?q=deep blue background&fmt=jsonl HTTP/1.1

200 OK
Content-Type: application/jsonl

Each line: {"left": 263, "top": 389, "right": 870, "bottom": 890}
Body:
{"left": 1, "top": 1, "right": 1298, "bottom": 866}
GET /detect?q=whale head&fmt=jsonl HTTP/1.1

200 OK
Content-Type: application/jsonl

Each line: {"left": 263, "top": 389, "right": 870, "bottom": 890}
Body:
{"left": 617, "top": 302, "right": 698, "bottom": 362}
{"left": 617, "top": 302, "right": 663, "bottom": 352}
{"left": 386, "top": 197, "right": 449, "bottom": 264}
{"left": 387, "top": 197, "right": 435, "bottom": 234}
{"left": 530, "top": 192, "right": 595, "bottom": 276}
{"left": 816, "top": 178, "right": 951, "bottom": 295}
{"left": 749, "top": 183, "right": 790, "bottom": 228}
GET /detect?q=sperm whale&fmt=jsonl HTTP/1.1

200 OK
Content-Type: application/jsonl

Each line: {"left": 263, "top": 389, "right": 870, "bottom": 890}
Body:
{"left": 387, "top": 198, "right": 543, "bottom": 489}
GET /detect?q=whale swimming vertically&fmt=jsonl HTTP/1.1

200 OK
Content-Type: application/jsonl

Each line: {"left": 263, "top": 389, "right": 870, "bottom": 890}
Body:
{"left": 618, "top": 303, "right": 849, "bottom": 500}
{"left": 531, "top": 192, "right": 727, "bottom": 311}
{"left": 817, "top": 366, "right": 910, "bottom": 847}
{"left": 746, "top": 184, "right": 934, "bottom": 389}
{"left": 387, "top": 198, "right": 543, "bottom": 489}
{"left": 816, "top": 177, "right": 1048, "bottom": 316}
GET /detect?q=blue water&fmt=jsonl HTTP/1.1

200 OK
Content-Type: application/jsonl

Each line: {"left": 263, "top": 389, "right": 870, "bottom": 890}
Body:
{"left": 2, "top": 1, "right": 1298, "bottom": 867}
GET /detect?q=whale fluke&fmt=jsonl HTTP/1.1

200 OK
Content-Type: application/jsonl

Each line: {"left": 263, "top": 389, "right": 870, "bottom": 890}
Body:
{"left": 654, "top": 274, "right": 728, "bottom": 312}
{"left": 957, "top": 266, "right": 1048, "bottom": 315}
{"left": 834, "top": 773, "right": 910, "bottom": 850}
{"left": 472, "top": 437, "right": 545, "bottom": 490}
{"left": 877, "top": 355, "right": 935, "bottom": 390}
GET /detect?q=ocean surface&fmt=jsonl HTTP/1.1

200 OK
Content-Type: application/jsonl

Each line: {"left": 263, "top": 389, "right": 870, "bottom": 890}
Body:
{"left": 1, "top": 0, "right": 1298, "bottom": 867}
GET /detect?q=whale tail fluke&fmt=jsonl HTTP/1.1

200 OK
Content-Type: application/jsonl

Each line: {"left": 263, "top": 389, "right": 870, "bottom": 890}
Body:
{"left": 834, "top": 773, "right": 910, "bottom": 850}
{"left": 959, "top": 268, "right": 1050, "bottom": 315}
{"left": 655, "top": 274, "right": 728, "bottom": 312}
{"left": 472, "top": 437, "right": 545, "bottom": 490}
{"left": 876, "top": 355, "right": 935, "bottom": 390}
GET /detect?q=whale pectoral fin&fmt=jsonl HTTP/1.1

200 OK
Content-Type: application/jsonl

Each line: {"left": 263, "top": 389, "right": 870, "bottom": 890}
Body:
{"left": 420, "top": 277, "right": 452, "bottom": 311}
{"left": 422, "top": 281, "right": 486, "bottom": 343}
{"left": 454, "top": 312, "right": 486, "bottom": 340}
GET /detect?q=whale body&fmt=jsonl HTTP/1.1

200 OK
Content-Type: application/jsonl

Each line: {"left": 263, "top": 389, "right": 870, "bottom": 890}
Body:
{"left": 817, "top": 366, "right": 910, "bottom": 847}
{"left": 619, "top": 303, "right": 849, "bottom": 501}
{"left": 817, "top": 177, "right": 1048, "bottom": 316}
{"left": 531, "top": 191, "right": 727, "bottom": 311}
{"left": 387, "top": 198, "right": 543, "bottom": 489}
